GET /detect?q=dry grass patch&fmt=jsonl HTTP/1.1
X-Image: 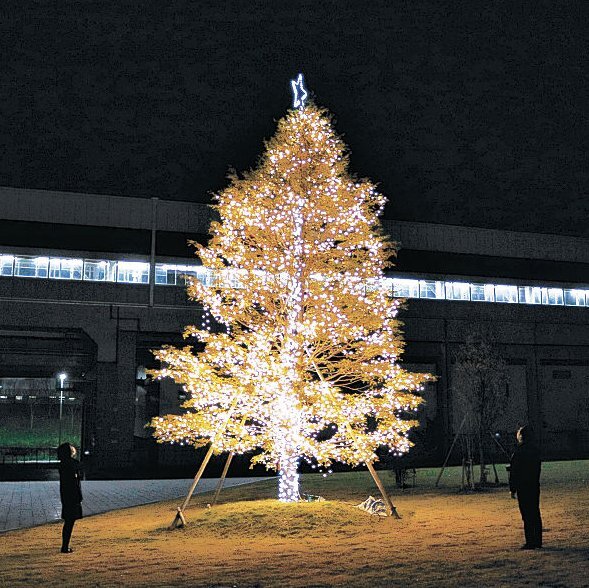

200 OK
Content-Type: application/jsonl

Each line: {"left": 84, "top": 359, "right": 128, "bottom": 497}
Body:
{"left": 2, "top": 465, "right": 589, "bottom": 587}
{"left": 161, "top": 499, "right": 370, "bottom": 539}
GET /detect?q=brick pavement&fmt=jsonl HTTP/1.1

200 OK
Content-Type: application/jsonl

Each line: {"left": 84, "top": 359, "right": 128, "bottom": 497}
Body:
{"left": 0, "top": 477, "right": 266, "bottom": 532}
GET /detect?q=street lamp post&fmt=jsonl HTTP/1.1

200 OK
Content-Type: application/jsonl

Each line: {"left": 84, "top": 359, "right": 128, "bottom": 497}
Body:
{"left": 58, "top": 373, "right": 67, "bottom": 446}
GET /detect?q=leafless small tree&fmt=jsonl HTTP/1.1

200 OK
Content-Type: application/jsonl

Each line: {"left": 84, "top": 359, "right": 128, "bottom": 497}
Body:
{"left": 453, "top": 332, "right": 508, "bottom": 485}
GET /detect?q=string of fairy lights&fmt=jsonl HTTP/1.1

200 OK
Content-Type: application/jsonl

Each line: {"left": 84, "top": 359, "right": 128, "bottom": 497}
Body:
{"left": 151, "top": 75, "right": 432, "bottom": 502}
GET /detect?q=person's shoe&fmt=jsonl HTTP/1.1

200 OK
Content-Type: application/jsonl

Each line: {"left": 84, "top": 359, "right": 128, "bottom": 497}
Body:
{"left": 60, "top": 547, "right": 73, "bottom": 553}
{"left": 520, "top": 544, "right": 536, "bottom": 550}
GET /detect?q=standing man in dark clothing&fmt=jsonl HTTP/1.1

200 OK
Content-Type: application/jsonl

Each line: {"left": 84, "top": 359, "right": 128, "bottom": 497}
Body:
{"left": 509, "top": 426, "right": 542, "bottom": 549}
{"left": 57, "top": 442, "right": 83, "bottom": 553}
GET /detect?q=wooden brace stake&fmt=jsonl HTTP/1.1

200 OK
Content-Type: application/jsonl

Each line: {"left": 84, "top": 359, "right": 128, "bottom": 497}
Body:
{"left": 435, "top": 414, "right": 467, "bottom": 488}
{"left": 344, "top": 421, "right": 401, "bottom": 519}
{"left": 366, "top": 461, "right": 401, "bottom": 519}
{"left": 169, "top": 397, "right": 241, "bottom": 529}
{"left": 211, "top": 451, "right": 234, "bottom": 507}
{"left": 169, "top": 443, "right": 215, "bottom": 529}
{"left": 311, "top": 359, "right": 401, "bottom": 518}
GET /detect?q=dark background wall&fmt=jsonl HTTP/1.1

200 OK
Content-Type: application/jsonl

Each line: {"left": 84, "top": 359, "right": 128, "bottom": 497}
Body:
{"left": 1, "top": 1, "right": 587, "bottom": 235}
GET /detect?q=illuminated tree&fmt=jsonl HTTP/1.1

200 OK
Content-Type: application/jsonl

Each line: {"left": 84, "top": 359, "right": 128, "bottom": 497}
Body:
{"left": 151, "top": 82, "right": 431, "bottom": 502}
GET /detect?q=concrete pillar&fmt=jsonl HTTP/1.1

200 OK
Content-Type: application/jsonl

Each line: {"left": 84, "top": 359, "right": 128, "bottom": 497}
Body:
{"left": 90, "top": 331, "right": 137, "bottom": 471}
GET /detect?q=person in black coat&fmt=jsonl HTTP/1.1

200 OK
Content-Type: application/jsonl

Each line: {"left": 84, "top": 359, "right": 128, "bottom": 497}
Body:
{"left": 57, "top": 442, "right": 83, "bottom": 553}
{"left": 509, "top": 426, "right": 542, "bottom": 549}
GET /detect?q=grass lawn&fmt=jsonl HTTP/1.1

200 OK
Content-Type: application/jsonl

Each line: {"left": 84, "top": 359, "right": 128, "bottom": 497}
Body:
{"left": 2, "top": 461, "right": 589, "bottom": 587}
{"left": 0, "top": 404, "right": 81, "bottom": 448}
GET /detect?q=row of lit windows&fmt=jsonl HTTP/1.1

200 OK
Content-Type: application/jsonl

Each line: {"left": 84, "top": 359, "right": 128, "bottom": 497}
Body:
{"left": 1, "top": 254, "right": 588, "bottom": 307}
{"left": 0, "top": 255, "right": 210, "bottom": 286}
{"left": 388, "top": 278, "right": 587, "bottom": 307}
{"left": 0, "top": 395, "right": 77, "bottom": 401}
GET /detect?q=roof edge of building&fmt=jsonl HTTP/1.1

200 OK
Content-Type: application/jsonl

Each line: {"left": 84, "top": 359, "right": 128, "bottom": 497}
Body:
{"left": 2, "top": 186, "right": 588, "bottom": 264}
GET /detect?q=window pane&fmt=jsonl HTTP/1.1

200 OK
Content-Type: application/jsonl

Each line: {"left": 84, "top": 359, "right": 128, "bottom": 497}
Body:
{"left": 471, "top": 284, "right": 495, "bottom": 302}
{"left": 380, "top": 278, "right": 394, "bottom": 295}
{"left": 155, "top": 265, "right": 177, "bottom": 285}
{"left": 49, "top": 258, "right": 83, "bottom": 280}
{"left": 519, "top": 286, "right": 542, "bottom": 305}
{"left": 191, "top": 268, "right": 214, "bottom": 287}
{"left": 542, "top": 288, "right": 563, "bottom": 305}
{"left": 226, "top": 269, "right": 246, "bottom": 289}
{"left": 564, "top": 289, "right": 586, "bottom": 307}
{"left": 420, "top": 280, "right": 445, "bottom": 299}
{"left": 84, "top": 260, "right": 117, "bottom": 282}
{"left": 393, "top": 279, "right": 419, "bottom": 298}
{"left": 445, "top": 282, "right": 470, "bottom": 301}
{"left": 0, "top": 255, "right": 14, "bottom": 276}
{"left": 229, "top": 270, "right": 241, "bottom": 289}
{"left": 495, "top": 285, "right": 518, "bottom": 303}
{"left": 175, "top": 265, "right": 205, "bottom": 286}
{"left": 84, "top": 260, "right": 105, "bottom": 281}
{"left": 14, "top": 256, "right": 49, "bottom": 278}
{"left": 117, "top": 262, "right": 149, "bottom": 284}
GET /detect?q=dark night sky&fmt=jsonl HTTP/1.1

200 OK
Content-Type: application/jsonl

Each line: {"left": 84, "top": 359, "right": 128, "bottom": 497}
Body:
{"left": 1, "top": 1, "right": 588, "bottom": 235}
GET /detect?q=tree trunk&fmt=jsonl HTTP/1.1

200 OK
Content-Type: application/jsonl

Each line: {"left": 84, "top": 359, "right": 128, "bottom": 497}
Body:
{"left": 478, "top": 379, "right": 487, "bottom": 485}
{"left": 478, "top": 427, "right": 487, "bottom": 485}
{"left": 278, "top": 448, "right": 300, "bottom": 502}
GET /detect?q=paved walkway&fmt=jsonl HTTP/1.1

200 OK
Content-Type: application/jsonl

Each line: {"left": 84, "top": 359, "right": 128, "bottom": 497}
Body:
{"left": 0, "top": 477, "right": 267, "bottom": 532}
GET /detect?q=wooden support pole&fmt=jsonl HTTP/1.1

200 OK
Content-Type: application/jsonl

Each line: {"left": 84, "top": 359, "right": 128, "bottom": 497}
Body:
{"left": 169, "top": 443, "right": 215, "bottom": 529}
{"left": 211, "top": 451, "right": 234, "bottom": 507}
{"left": 343, "top": 421, "right": 401, "bottom": 519}
{"left": 211, "top": 413, "right": 247, "bottom": 507}
{"left": 310, "top": 359, "right": 401, "bottom": 518}
{"left": 365, "top": 461, "right": 401, "bottom": 519}
{"left": 169, "top": 396, "right": 240, "bottom": 529}
{"left": 337, "top": 416, "right": 401, "bottom": 518}
{"left": 435, "top": 414, "right": 467, "bottom": 488}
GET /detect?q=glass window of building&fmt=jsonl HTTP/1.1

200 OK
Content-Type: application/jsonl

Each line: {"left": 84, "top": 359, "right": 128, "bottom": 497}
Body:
{"left": 175, "top": 272, "right": 189, "bottom": 286}
{"left": 175, "top": 265, "right": 202, "bottom": 286}
{"left": 194, "top": 268, "right": 215, "bottom": 287}
{"left": 542, "top": 288, "right": 564, "bottom": 305}
{"left": 49, "top": 257, "right": 83, "bottom": 280}
{"left": 117, "top": 261, "right": 149, "bottom": 284}
{"left": 14, "top": 256, "right": 49, "bottom": 278}
{"left": 445, "top": 282, "right": 470, "bottom": 301}
{"left": 419, "top": 280, "right": 445, "bottom": 299}
{"left": 7, "top": 248, "right": 589, "bottom": 314}
{"left": 222, "top": 269, "right": 242, "bottom": 289}
{"left": 155, "top": 265, "right": 177, "bottom": 285}
{"left": 380, "top": 277, "right": 394, "bottom": 295}
{"left": 564, "top": 289, "right": 586, "bottom": 307}
{"left": 84, "top": 260, "right": 118, "bottom": 282}
{"left": 0, "top": 255, "right": 14, "bottom": 276}
{"left": 470, "top": 283, "right": 495, "bottom": 302}
{"left": 494, "top": 285, "right": 518, "bottom": 303}
{"left": 518, "top": 286, "right": 542, "bottom": 305}
{"left": 362, "top": 277, "right": 376, "bottom": 294}
{"left": 393, "top": 278, "right": 420, "bottom": 298}
{"left": 234, "top": 269, "right": 247, "bottom": 289}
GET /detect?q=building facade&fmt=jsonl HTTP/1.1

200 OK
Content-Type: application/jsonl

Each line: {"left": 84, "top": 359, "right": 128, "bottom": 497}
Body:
{"left": 1, "top": 187, "right": 588, "bottom": 473}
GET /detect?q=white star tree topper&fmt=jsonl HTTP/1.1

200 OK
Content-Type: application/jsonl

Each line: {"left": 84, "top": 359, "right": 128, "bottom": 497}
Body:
{"left": 291, "top": 73, "right": 308, "bottom": 110}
